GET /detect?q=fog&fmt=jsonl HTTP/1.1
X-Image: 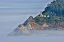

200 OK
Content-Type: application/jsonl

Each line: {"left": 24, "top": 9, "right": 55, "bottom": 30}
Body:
{"left": 0, "top": 0, "right": 64, "bottom": 42}
{"left": 0, "top": 15, "right": 64, "bottom": 42}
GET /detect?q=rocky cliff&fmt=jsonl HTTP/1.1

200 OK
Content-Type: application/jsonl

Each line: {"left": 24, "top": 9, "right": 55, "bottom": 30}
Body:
{"left": 8, "top": 24, "right": 29, "bottom": 36}
{"left": 23, "top": 16, "right": 35, "bottom": 26}
{"left": 23, "top": 16, "right": 45, "bottom": 30}
{"left": 27, "top": 22, "right": 44, "bottom": 30}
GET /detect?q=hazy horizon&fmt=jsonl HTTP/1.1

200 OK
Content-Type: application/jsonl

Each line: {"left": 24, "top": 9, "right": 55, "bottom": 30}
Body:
{"left": 1, "top": 0, "right": 64, "bottom": 42}
{"left": 0, "top": 0, "right": 53, "bottom": 16}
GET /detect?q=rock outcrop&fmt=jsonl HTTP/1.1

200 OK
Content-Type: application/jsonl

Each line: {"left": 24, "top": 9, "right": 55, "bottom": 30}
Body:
{"left": 39, "top": 22, "right": 49, "bottom": 27}
{"left": 17, "top": 24, "right": 29, "bottom": 34}
{"left": 26, "top": 22, "right": 44, "bottom": 30}
{"left": 8, "top": 24, "right": 29, "bottom": 36}
{"left": 23, "top": 16, "right": 35, "bottom": 26}
{"left": 23, "top": 16, "right": 47, "bottom": 30}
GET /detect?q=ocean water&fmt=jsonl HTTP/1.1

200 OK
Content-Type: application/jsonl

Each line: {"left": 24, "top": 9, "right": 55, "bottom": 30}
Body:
{"left": 0, "top": 15, "right": 64, "bottom": 42}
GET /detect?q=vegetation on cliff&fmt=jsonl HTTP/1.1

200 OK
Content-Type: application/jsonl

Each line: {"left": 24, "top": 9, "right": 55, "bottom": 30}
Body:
{"left": 34, "top": 0, "right": 64, "bottom": 24}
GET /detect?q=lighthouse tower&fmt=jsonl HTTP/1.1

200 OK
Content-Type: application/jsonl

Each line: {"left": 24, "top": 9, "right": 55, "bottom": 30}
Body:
{"left": 39, "top": 11, "right": 43, "bottom": 17}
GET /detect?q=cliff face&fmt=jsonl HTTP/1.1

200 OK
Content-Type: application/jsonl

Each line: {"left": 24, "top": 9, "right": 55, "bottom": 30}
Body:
{"left": 23, "top": 16, "right": 46, "bottom": 30}
{"left": 17, "top": 24, "right": 29, "bottom": 34}
{"left": 8, "top": 24, "right": 29, "bottom": 36}
{"left": 27, "top": 22, "right": 44, "bottom": 30}
{"left": 23, "top": 16, "right": 35, "bottom": 26}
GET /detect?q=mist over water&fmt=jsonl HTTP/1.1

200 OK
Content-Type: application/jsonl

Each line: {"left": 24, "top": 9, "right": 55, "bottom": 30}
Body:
{"left": 0, "top": 0, "right": 64, "bottom": 42}
{"left": 0, "top": 15, "right": 64, "bottom": 42}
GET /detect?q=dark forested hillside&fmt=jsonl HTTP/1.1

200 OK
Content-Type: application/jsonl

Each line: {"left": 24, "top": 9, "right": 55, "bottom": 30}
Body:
{"left": 44, "top": 0, "right": 64, "bottom": 16}
{"left": 34, "top": 0, "right": 64, "bottom": 24}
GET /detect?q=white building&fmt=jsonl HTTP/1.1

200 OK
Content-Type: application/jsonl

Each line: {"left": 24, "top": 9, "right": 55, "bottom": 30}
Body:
{"left": 39, "top": 11, "right": 44, "bottom": 17}
{"left": 39, "top": 11, "right": 50, "bottom": 18}
{"left": 47, "top": 15, "right": 50, "bottom": 17}
{"left": 43, "top": 15, "right": 46, "bottom": 17}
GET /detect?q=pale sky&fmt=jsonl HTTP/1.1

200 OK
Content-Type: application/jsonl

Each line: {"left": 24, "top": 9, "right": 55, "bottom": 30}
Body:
{"left": 0, "top": 0, "right": 53, "bottom": 16}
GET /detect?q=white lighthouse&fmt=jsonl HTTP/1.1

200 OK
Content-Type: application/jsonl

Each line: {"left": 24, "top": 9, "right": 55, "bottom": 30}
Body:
{"left": 39, "top": 11, "right": 50, "bottom": 17}
{"left": 47, "top": 15, "right": 50, "bottom": 17}
{"left": 39, "top": 11, "right": 44, "bottom": 17}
